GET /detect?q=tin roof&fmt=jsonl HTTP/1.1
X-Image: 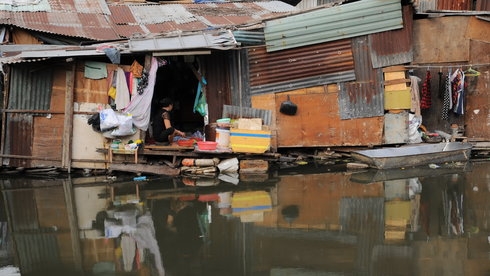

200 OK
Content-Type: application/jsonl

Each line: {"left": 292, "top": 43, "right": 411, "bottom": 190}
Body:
{"left": 264, "top": 0, "right": 404, "bottom": 52}
{"left": 0, "top": 1, "right": 296, "bottom": 41}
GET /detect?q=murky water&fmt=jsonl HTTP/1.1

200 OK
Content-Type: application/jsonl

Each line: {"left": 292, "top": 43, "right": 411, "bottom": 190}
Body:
{"left": 1, "top": 160, "right": 490, "bottom": 276}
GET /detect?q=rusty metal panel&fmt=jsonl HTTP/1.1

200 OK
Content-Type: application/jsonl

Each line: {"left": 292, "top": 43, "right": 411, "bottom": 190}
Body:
{"left": 339, "top": 81, "right": 384, "bottom": 119}
{"left": 340, "top": 36, "right": 384, "bottom": 120}
{"left": 4, "top": 113, "right": 33, "bottom": 168}
{"left": 416, "top": 0, "right": 473, "bottom": 12}
{"left": 276, "top": 89, "right": 384, "bottom": 147}
{"left": 248, "top": 40, "right": 355, "bottom": 94}
{"left": 31, "top": 115, "right": 63, "bottom": 168}
{"left": 1, "top": 1, "right": 294, "bottom": 41}
{"left": 465, "top": 66, "right": 490, "bottom": 138}
{"left": 200, "top": 52, "right": 232, "bottom": 124}
{"left": 475, "top": 0, "right": 490, "bottom": 10}
{"left": 437, "top": 0, "right": 472, "bottom": 10}
{"left": 369, "top": 5, "right": 413, "bottom": 68}
{"left": 413, "top": 17, "right": 470, "bottom": 64}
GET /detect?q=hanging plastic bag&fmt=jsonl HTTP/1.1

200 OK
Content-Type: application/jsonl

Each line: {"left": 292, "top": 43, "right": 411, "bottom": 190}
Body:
{"left": 111, "top": 113, "right": 136, "bottom": 137}
{"left": 99, "top": 108, "right": 119, "bottom": 131}
{"left": 193, "top": 77, "right": 207, "bottom": 117}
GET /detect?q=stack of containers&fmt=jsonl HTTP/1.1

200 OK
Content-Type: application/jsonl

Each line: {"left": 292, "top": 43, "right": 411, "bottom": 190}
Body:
{"left": 215, "top": 118, "right": 231, "bottom": 149}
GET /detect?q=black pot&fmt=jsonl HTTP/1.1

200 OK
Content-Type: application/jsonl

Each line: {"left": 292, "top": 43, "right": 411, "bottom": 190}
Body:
{"left": 279, "top": 95, "right": 297, "bottom": 116}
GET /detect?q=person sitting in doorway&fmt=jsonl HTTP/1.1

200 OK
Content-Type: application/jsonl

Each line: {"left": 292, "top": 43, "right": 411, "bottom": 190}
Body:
{"left": 152, "top": 98, "right": 185, "bottom": 144}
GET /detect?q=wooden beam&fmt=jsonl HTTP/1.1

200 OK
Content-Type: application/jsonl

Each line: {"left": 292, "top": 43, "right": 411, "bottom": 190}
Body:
{"left": 62, "top": 61, "right": 75, "bottom": 171}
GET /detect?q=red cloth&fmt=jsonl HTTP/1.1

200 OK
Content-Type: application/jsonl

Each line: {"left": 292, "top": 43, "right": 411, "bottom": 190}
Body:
{"left": 420, "top": 70, "right": 431, "bottom": 109}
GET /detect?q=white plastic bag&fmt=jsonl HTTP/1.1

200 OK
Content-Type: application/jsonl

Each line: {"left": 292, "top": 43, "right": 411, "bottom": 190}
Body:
{"left": 408, "top": 113, "right": 422, "bottom": 144}
{"left": 111, "top": 113, "right": 136, "bottom": 137}
{"left": 99, "top": 108, "right": 119, "bottom": 131}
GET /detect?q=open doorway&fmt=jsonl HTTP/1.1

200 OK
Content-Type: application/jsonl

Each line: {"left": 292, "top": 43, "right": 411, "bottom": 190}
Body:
{"left": 150, "top": 56, "right": 205, "bottom": 139}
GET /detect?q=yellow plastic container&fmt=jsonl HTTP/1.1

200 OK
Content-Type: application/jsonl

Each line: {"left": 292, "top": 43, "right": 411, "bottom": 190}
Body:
{"left": 384, "top": 88, "right": 411, "bottom": 110}
{"left": 230, "top": 128, "right": 271, "bottom": 153}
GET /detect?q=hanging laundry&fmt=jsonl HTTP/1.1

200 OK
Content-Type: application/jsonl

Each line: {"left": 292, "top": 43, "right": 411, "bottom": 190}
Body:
{"left": 103, "top": 47, "right": 120, "bottom": 64}
{"left": 441, "top": 72, "right": 451, "bottom": 121}
{"left": 450, "top": 69, "right": 465, "bottom": 115}
{"left": 420, "top": 70, "right": 431, "bottom": 109}
{"left": 137, "top": 70, "right": 149, "bottom": 95}
{"left": 124, "top": 57, "right": 164, "bottom": 131}
{"left": 130, "top": 60, "right": 144, "bottom": 78}
{"left": 115, "top": 67, "right": 130, "bottom": 111}
{"left": 409, "top": 75, "right": 422, "bottom": 117}
{"left": 438, "top": 71, "right": 444, "bottom": 99}
{"left": 84, "top": 61, "right": 107, "bottom": 79}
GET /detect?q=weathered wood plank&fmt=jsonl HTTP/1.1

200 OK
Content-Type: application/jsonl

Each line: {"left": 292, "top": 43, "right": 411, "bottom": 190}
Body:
{"left": 109, "top": 163, "right": 180, "bottom": 176}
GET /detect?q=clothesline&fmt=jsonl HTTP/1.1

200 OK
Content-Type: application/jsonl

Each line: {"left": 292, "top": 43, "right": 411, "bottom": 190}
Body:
{"left": 404, "top": 63, "right": 490, "bottom": 70}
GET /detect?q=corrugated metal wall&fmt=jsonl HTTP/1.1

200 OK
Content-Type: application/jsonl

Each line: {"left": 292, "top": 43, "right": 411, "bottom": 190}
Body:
{"left": 4, "top": 114, "right": 33, "bottom": 167}
{"left": 4, "top": 63, "right": 55, "bottom": 167}
{"left": 416, "top": 0, "right": 476, "bottom": 12}
{"left": 475, "top": 0, "right": 490, "bottom": 10}
{"left": 8, "top": 64, "right": 53, "bottom": 110}
{"left": 248, "top": 40, "right": 355, "bottom": 94}
{"left": 201, "top": 52, "right": 232, "bottom": 124}
{"left": 369, "top": 5, "right": 414, "bottom": 68}
{"left": 264, "top": 0, "right": 403, "bottom": 52}
{"left": 437, "top": 0, "right": 472, "bottom": 10}
{"left": 339, "top": 36, "right": 384, "bottom": 120}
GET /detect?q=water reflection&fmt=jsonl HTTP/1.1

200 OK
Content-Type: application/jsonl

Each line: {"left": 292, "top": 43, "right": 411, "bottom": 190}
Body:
{"left": 1, "top": 161, "right": 490, "bottom": 275}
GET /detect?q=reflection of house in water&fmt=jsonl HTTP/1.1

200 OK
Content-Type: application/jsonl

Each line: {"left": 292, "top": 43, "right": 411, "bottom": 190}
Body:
{"left": 1, "top": 176, "right": 163, "bottom": 275}
{"left": 247, "top": 173, "right": 385, "bottom": 274}
{"left": 2, "top": 163, "right": 490, "bottom": 275}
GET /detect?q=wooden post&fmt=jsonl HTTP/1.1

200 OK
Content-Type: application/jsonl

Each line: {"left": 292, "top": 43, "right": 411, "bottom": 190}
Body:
{"left": 0, "top": 66, "right": 11, "bottom": 166}
{"left": 62, "top": 61, "right": 76, "bottom": 172}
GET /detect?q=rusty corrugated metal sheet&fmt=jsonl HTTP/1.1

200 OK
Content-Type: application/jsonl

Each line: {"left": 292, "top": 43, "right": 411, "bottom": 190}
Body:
{"left": 248, "top": 39, "right": 355, "bottom": 94}
{"left": 0, "top": 10, "right": 118, "bottom": 40}
{"left": 108, "top": 2, "right": 295, "bottom": 38}
{"left": 437, "top": 0, "right": 472, "bottom": 10}
{"left": 0, "top": 1, "right": 295, "bottom": 41}
{"left": 369, "top": 5, "right": 413, "bottom": 68}
{"left": 4, "top": 114, "right": 33, "bottom": 167}
{"left": 415, "top": 0, "right": 475, "bottom": 12}
{"left": 0, "top": 0, "right": 110, "bottom": 14}
{"left": 200, "top": 52, "right": 232, "bottom": 124}
{"left": 3, "top": 63, "right": 52, "bottom": 167}
{"left": 475, "top": 0, "right": 490, "bottom": 11}
{"left": 339, "top": 36, "right": 383, "bottom": 120}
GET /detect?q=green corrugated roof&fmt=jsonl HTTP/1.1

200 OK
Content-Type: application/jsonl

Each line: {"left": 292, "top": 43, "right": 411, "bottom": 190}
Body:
{"left": 264, "top": 0, "right": 403, "bottom": 52}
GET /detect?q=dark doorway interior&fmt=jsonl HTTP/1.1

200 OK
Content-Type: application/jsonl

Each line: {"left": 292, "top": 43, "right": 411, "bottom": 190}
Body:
{"left": 151, "top": 56, "right": 204, "bottom": 136}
